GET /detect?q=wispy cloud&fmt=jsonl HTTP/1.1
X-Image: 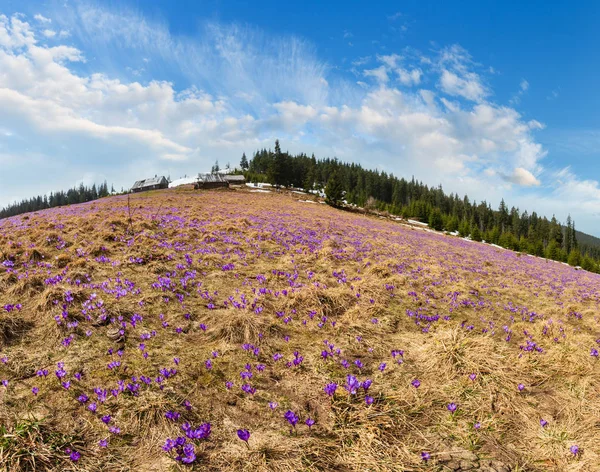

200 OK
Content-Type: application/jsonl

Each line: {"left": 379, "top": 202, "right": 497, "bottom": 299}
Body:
{"left": 547, "top": 88, "right": 559, "bottom": 100}
{"left": 509, "top": 78, "right": 529, "bottom": 105}
{"left": 33, "top": 13, "right": 51, "bottom": 23}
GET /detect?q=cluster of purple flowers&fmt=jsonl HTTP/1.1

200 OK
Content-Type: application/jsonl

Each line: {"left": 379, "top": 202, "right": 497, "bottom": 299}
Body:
{"left": 162, "top": 437, "right": 196, "bottom": 464}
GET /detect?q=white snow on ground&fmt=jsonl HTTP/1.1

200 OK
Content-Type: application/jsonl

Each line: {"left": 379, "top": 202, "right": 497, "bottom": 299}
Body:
{"left": 246, "top": 183, "right": 273, "bottom": 189}
{"left": 407, "top": 219, "right": 428, "bottom": 226}
{"left": 489, "top": 244, "right": 507, "bottom": 250}
{"left": 169, "top": 177, "right": 197, "bottom": 188}
{"left": 298, "top": 200, "right": 317, "bottom": 204}
{"left": 250, "top": 189, "right": 271, "bottom": 193}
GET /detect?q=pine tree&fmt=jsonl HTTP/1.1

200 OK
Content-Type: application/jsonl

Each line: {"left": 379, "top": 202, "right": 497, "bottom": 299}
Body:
{"left": 458, "top": 219, "right": 470, "bottom": 237}
{"left": 545, "top": 240, "right": 561, "bottom": 261}
{"left": 267, "top": 140, "right": 285, "bottom": 187}
{"left": 568, "top": 248, "right": 581, "bottom": 267}
{"left": 428, "top": 208, "right": 444, "bottom": 231}
{"left": 240, "top": 153, "right": 249, "bottom": 170}
{"left": 325, "top": 171, "right": 344, "bottom": 207}
{"left": 565, "top": 215, "right": 573, "bottom": 254}
{"left": 471, "top": 225, "right": 482, "bottom": 242}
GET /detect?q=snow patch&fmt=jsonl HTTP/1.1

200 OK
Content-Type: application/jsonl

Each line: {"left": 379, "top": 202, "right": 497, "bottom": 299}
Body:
{"left": 169, "top": 177, "right": 197, "bottom": 188}
{"left": 408, "top": 219, "right": 428, "bottom": 226}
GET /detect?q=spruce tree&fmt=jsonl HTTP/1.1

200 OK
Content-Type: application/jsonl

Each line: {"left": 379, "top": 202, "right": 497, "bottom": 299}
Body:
{"left": 428, "top": 208, "right": 444, "bottom": 231}
{"left": 325, "top": 171, "right": 344, "bottom": 207}
{"left": 240, "top": 153, "right": 249, "bottom": 170}
{"left": 471, "top": 225, "right": 482, "bottom": 242}
{"left": 268, "top": 140, "right": 285, "bottom": 187}
{"left": 568, "top": 249, "right": 581, "bottom": 267}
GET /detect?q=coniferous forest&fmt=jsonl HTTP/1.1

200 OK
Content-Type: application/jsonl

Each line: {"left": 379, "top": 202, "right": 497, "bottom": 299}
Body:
{"left": 242, "top": 140, "right": 600, "bottom": 272}
{"left": 0, "top": 182, "right": 114, "bottom": 219}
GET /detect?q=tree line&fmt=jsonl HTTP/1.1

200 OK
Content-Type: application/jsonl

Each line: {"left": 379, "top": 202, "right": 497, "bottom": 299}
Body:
{"left": 0, "top": 182, "right": 115, "bottom": 219}
{"left": 242, "top": 140, "right": 600, "bottom": 273}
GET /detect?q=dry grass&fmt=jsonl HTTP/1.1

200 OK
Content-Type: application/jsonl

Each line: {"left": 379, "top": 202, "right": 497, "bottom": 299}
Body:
{"left": 0, "top": 188, "right": 599, "bottom": 471}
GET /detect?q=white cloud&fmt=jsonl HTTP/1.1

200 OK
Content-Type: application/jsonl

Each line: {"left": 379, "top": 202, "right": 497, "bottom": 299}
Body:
{"left": 363, "top": 66, "right": 389, "bottom": 84}
{"left": 372, "top": 55, "right": 421, "bottom": 87}
{"left": 439, "top": 69, "right": 487, "bottom": 102}
{"left": 351, "top": 56, "right": 371, "bottom": 67}
{"left": 510, "top": 78, "right": 530, "bottom": 105}
{"left": 378, "top": 53, "right": 402, "bottom": 68}
{"left": 34, "top": 14, "right": 51, "bottom": 24}
{"left": 397, "top": 68, "right": 421, "bottom": 86}
{"left": 435, "top": 45, "right": 489, "bottom": 102}
{"left": 503, "top": 167, "right": 540, "bottom": 187}
{"left": 42, "top": 29, "right": 56, "bottom": 38}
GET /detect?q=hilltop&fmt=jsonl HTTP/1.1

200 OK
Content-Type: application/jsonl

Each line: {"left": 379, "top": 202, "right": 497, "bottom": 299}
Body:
{"left": 1, "top": 187, "right": 600, "bottom": 471}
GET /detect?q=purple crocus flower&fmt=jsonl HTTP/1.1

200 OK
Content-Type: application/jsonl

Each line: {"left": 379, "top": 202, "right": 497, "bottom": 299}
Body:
{"left": 570, "top": 445, "right": 579, "bottom": 456}
{"left": 540, "top": 418, "right": 548, "bottom": 427}
{"left": 518, "top": 383, "right": 525, "bottom": 392}
{"left": 421, "top": 452, "right": 430, "bottom": 462}
{"left": 324, "top": 382, "right": 337, "bottom": 396}
{"left": 305, "top": 418, "right": 315, "bottom": 428}
{"left": 365, "top": 395, "right": 374, "bottom": 405}
{"left": 69, "top": 451, "right": 81, "bottom": 461}
{"left": 447, "top": 403, "right": 458, "bottom": 413}
{"left": 378, "top": 362, "right": 387, "bottom": 372}
{"left": 469, "top": 373, "right": 477, "bottom": 381}
{"left": 344, "top": 375, "right": 361, "bottom": 395}
{"left": 32, "top": 387, "right": 39, "bottom": 395}
{"left": 474, "top": 422, "right": 481, "bottom": 430}
{"left": 237, "top": 429, "right": 250, "bottom": 447}
{"left": 284, "top": 410, "right": 299, "bottom": 428}
{"left": 99, "top": 439, "right": 108, "bottom": 447}
{"left": 269, "top": 401, "right": 278, "bottom": 410}
{"left": 411, "top": 379, "right": 421, "bottom": 389}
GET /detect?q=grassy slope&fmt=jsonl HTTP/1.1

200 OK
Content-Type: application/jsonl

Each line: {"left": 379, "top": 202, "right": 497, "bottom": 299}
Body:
{"left": 1, "top": 187, "right": 599, "bottom": 471}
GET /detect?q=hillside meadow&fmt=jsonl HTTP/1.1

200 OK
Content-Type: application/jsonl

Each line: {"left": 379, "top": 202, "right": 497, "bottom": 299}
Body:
{"left": 1, "top": 188, "right": 599, "bottom": 471}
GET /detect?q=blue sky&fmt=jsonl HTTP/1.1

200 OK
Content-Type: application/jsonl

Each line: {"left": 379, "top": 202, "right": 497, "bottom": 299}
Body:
{"left": 1, "top": 1, "right": 600, "bottom": 233}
